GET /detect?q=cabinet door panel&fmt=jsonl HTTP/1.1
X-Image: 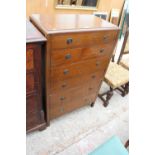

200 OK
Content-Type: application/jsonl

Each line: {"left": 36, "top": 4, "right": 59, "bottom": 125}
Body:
{"left": 26, "top": 49, "right": 34, "bottom": 70}
{"left": 26, "top": 43, "right": 46, "bottom": 132}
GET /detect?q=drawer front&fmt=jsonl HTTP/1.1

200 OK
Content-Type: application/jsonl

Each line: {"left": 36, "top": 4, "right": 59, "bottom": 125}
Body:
{"left": 51, "top": 71, "right": 104, "bottom": 92}
{"left": 50, "top": 80, "right": 100, "bottom": 107}
{"left": 51, "top": 44, "right": 114, "bottom": 66}
{"left": 49, "top": 106, "right": 64, "bottom": 119}
{"left": 51, "top": 57, "right": 109, "bottom": 81}
{"left": 64, "top": 93, "right": 96, "bottom": 113}
{"left": 50, "top": 30, "right": 118, "bottom": 50}
{"left": 49, "top": 94, "right": 96, "bottom": 119}
{"left": 50, "top": 85, "right": 86, "bottom": 107}
{"left": 26, "top": 49, "right": 34, "bottom": 70}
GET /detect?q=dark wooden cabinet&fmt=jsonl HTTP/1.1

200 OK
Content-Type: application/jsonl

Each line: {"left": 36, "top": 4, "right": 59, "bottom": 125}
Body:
{"left": 30, "top": 14, "right": 119, "bottom": 123}
{"left": 26, "top": 20, "right": 47, "bottom": 133}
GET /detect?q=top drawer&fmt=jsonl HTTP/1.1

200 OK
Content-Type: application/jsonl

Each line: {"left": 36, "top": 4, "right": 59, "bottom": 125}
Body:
{"left": 49, "top": 30, "right": 118, "bottom": 50}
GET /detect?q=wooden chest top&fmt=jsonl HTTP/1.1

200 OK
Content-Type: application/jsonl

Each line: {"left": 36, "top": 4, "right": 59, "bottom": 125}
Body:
{"left": 30, "top": 14, "right": 119, "bottom": 35}
{"left": 26, "top": 20, "right": 46, "bottom": 43}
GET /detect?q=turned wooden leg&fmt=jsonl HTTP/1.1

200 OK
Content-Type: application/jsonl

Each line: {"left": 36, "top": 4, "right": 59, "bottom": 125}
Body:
{"left": 125, "top": 82, "right": 129, "bottom": 94}
{"left": 104, "top": 88, "right": 113, "bottom": 107}
{"left": 112, "top": 55, "right": 115, "bottom": 62}
{"left": 98, "top": 87, "right": 114, "bottom": 107}
{"left": 103, "top": 100, "right": 109, "bottom": 107}
{"left": 121, "top": 83, "right": 129, "bottom": 96}
{"left": 90, "top": 102, "right": 95, "bottom": 107}
{"left": 122, "top": 90, "right": 126, "bottom": 97}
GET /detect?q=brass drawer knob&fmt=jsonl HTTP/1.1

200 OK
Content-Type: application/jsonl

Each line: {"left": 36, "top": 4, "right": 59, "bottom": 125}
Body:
{"left": 92, "top": 75, "right": 96, "bottom": 79}
{"left": 103, "top": 36, "right": 109, "bottom": 41}
{"left": 100, "top": 48, "right": 105, "bottom": 53}
{"left": 63, "top": 69, "right": 69, "bottom": 75}
{"left": 66, "top": 38, "right": 73, "bottom": 44}
{"left": 89, "top": 87, "right": 93, "bottom": 91}
{"left": 65, "top": 54, "right": 71, "bottom": 60}
{"left": 62, "top": 83, "right": 67, "bottom": 88}
{"left": 60, "top": 96, "right": 65, "bottom": 101}
{"left": 96, "top": 61, "right": 100, "bottom": 66}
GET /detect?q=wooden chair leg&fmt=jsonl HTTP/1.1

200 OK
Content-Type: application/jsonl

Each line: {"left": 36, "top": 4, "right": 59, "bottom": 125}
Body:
{"left": 125, "top": 139, "right": 129, "bottom": 148}
{"left": 90, "top": 102, "right": 95, "bottom": 107}
{"left": 112, "top": 55, "right": 115, "bottom": 62}
{"left": 98, "top": 87, "right": 114, "bottom": 107}
{"left": 115, "top": 82, "right": 129, "bottom": 97}
{"left": 104, "top": 88, "right": 113, "bottom": 107}
{"left": 124, "top": 82, "right": 129, "bottom": 94}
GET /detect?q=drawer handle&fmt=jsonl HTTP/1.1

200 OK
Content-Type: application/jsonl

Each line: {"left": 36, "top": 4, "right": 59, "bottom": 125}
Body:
{"left": 92, "top": 75, "right": 96, "bottom": 79}
{"left": 89, "top": 87, "right": 93, "bottom": 90}
{"left": 62, "top": 83, "right": 67, "bottom": 88}
{"left": 96, "top": 61, "right": 100, "bottom": 66}
{"left": 65, "top": 54, "right": 71, "bottom": 60}
{"left": 66, "top": 38, "right": 73, "bottom": 44}
{"left": 103, "top": 36, "right": 109, "bottom": 41}
{"left": 64, "top": 69, "right": 69, "bottom": 75}
{"left": 60, "top": 96, "right": 65, "bottom": 101}
{"left": 100, "top": 48, "right": 105, "bottom": 53}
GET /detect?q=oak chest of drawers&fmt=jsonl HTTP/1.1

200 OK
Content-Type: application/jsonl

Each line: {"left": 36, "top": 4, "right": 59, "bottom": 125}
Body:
{"left": 26, "top": 20, "right": 47, "bottom": 133}
{"left": 30, "top": 14, "right": 119, "bottom": 123}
